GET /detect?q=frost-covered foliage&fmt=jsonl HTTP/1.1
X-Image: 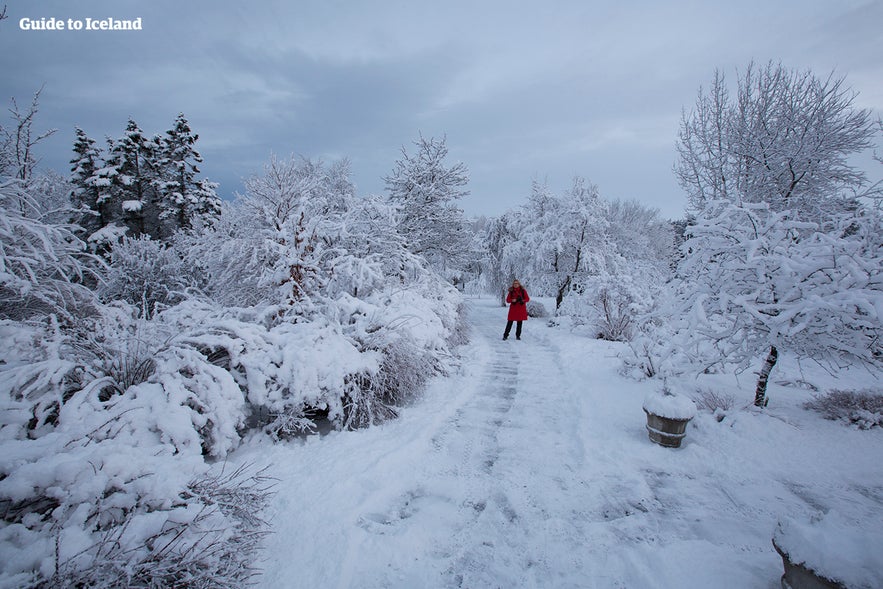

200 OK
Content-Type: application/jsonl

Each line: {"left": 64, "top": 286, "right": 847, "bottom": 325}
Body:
{"left": 477, "top": 178, "right": 673, "bottom": 340}
{"left": 385, "top": 134, "right": 471, "bottom": 276}
{"left": 0, "top": 308, "right": 272, "bottom": 588}
{"left": 525, "top": 300, "right": 548, "bottom": 318}
{"left": 72, "top": 116, "right": 221, "bottom": 245}
{"left": 0, "top": 179, "right": 99, "bottom": 322}
{"left": 689, "top": 388, "right": 736, "bottom": 415}
{"left": 2, "top": 144, "right": 466, "bottom": 586}
{"left": 560, "top": 274, "right": 659, "bottom": 342}
{"left": 0, "top": 90, "right": 56, "bottom": 184}
{"left": 670, "top": 62, "right": 882, "bottom": 405}
{"left": 99, "top": 235, "right": 191, "bottom": 316}
{"left": 804, "top": 388, "right": 883, "bottom": 429}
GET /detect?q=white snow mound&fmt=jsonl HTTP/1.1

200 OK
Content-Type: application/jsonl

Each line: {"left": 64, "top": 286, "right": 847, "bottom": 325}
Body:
{"left": 642, "top": 391, "right": 697, "bottom": 420}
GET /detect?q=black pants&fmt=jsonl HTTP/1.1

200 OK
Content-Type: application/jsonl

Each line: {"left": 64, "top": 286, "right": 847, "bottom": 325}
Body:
{"left": 504, "top": 320, "right": 522, "bottom": 339}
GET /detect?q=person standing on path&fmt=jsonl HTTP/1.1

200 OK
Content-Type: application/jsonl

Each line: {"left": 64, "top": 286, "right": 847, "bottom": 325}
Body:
{"left": 503, "top": 279, "right": 530, "bottom": 340}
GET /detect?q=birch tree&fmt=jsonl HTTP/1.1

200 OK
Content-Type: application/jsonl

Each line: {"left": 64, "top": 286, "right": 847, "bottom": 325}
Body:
{"left": 676, "top": 62, "right": 881, "bottom": 406}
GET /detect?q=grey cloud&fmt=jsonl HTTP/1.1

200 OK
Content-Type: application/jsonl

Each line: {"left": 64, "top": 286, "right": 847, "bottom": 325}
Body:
{"left": 2, "top": 0, "right": 880, "bottom": 221}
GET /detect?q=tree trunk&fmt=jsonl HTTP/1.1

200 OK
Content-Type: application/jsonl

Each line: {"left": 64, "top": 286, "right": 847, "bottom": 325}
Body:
{"left": 754, "top": 345, "right": 778, "bottom": 407}
{"left": 555, "top": 275, "right": 571, "bottom": 310}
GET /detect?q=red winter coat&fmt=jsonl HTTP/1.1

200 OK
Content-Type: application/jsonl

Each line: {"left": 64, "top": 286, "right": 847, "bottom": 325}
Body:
{"left": 506, "top": 287, "right": 530, "bottom": 321}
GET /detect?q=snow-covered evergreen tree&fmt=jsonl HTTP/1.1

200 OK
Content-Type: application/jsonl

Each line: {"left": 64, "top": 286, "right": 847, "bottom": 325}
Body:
{"left": 70, "top": 127, "right": 106, "bottom": 236}
{"left": 74, "top": 116, "right": 220, "bottom": 246}
{"left": 155, "top": 113, "right": 221, "bottom": 237}
{"left": 95, "top": 119, "right": 160, "bottom": 238}
{"left": 385, "top": 134, "right": 470, "bottom": 275}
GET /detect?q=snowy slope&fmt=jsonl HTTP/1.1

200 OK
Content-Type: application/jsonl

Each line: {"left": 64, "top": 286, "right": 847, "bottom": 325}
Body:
{"left": 234, "top": 297, "right": 883, "bottom": 589}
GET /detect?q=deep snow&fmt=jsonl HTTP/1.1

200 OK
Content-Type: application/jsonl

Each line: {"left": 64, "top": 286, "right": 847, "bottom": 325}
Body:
{"left": 233, "top": 297, "right": 883, "bottom": 589}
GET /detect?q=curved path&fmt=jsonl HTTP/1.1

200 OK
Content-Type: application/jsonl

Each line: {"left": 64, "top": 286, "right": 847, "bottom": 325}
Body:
{"left": 248, "top": 298, "right": 883, "bottom": 589}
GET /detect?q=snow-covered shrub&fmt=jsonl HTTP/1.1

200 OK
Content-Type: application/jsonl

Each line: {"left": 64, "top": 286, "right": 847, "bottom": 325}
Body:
{"left": 100, "top": 235, "right": 191, "bottom": 316}
{"left": 0, "top": 179, "right": 99, "bottom": 322}
{"left": 66, "top": 302, "right": 168, "bottom": 401}
{"left": 689, "top": 388, "right": 735, "bottom": 413}
{"left": 4, "top": 466, "right": 271, "bottom": 589}
{"left": 0, "top": 313, "right": 271, "bottom": 588}
{"left": 594, "top": 284, "right": 637, "bottom": 341}
{"left": 339, "top": 277, "right": 467, "bottom": 425}
{"left": 804, "top": 389, "right": 883, "bottom": 429}
{"left": 559, "top": 270, "right": 663, "bottom": 342}
{"left": 525, "top": 300, "right": 548, "bottom": 318}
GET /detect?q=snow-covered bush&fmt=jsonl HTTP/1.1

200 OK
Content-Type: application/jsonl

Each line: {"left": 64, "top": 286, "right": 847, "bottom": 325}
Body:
{"left": 0, "top": 179, "right": 99, "bottom": 323}
{"left": 804, "top": 389, "right": 883, "bottom": 429}
{"left": 0, "top": 311, "right": 271, "bottom": 588}
{"left": 100, "top": 235, "right": 191, "bottom": 316}
{"left": 561, "top": 275, "right": 660, "bottom": 342}
{"left": 525, "top": 300, "right": 548, "bottom": 318}
{"left": 690, "top": 388, "right": 735, "bottom": 413}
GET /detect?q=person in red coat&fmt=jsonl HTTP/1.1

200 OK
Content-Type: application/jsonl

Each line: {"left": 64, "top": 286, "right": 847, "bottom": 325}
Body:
{"left": 503, "top": 279, "right": 529, "bottom": 340}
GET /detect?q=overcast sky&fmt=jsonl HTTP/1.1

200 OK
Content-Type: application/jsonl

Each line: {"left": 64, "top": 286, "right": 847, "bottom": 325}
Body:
{"left": 2, "top": 0, "right": 881, "bottom": 220}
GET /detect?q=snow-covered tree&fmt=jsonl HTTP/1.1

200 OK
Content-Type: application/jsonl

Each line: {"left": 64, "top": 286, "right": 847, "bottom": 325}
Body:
{"left": 385, "top": 134, "right": 470, "bottom": 275}
{"left": 475, "top": 212, "right": 520, "bottom": 303}
{"left": 0, "top": 89, "right": 56, "bottom": 184}
{"left": 77, "top": 116, "right": 219, "bottom": 245}
{"left": 501, "top": 177, "right": 609, "bottom": 309}
{"left": 563, "top": 198, "right": 674, "bottom": 341}
{"left": 155, "top": 113, "right": 221, "bottom": 236}
{"left": 70, "top": 127, "right": 106, "bottom": 235}
{"left": 676, "top": 62, "right": 881, "bottom": 405}
{"left": 0, "top": 178, "right": 98, "bottom": 322}
{"left": 94, "top": 119, "right": 161, "bottom": 238}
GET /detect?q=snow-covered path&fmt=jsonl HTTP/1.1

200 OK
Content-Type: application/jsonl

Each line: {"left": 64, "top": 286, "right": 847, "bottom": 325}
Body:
{"left": 241, "top": 298, "right": 883, "bottom": 589}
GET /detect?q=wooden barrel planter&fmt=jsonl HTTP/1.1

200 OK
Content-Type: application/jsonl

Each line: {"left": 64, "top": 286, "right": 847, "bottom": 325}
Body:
{"left": 772, "top": 537, "right": 847, "bottom": 589}
{"left": 771, "top": 514, "right": 882, "bottom": 589}
{"left": 642, "top": 391, "right": 696, "bottom": 449}
{"left": 643, "top": 410, "right": 691, "bottom": 448}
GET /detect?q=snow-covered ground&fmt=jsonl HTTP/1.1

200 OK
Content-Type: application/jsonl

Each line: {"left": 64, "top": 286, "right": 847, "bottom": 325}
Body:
{"left": 234, "top": 297, "right": 883, "bottom": 588}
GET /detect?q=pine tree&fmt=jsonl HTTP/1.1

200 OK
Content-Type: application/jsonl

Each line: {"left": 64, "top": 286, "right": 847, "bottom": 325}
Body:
{"left": 69, "top": 127, "right": 105, "bottom": 236}
{"left": 98, "top": 119, "right": 160, "bottom": 237}
{"left": 156, "top": 113, "right": 221, "bottom": 236}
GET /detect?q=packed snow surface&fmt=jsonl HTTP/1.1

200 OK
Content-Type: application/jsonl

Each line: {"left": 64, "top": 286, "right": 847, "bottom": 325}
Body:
{"left": 233, "top": 298, "right": 883, "bottom": 588}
